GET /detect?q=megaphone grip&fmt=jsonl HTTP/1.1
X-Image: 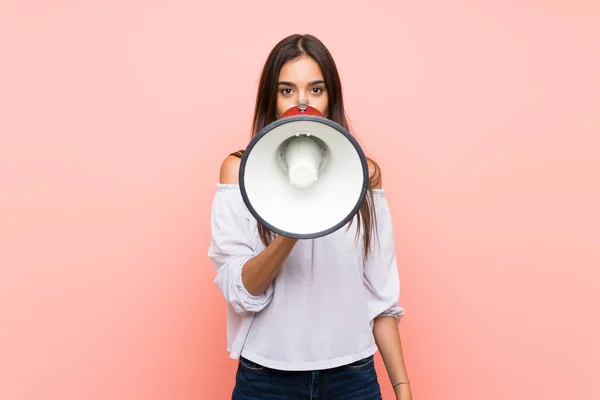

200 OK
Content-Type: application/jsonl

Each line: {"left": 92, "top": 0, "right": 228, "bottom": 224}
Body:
{"left": 284, "top": 136, "right": 323, "bottom": 188}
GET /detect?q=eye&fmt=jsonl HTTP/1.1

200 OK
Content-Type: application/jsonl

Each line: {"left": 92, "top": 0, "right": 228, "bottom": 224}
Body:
{"left": 280, "top": 88, "right": 293, "bottom": 95}
{"left": 311, "top": 87, "right": 324, "bottom": 94}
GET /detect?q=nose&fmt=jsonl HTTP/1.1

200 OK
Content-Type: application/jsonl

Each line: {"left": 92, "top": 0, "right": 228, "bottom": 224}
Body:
{"left": 298, "top": 90, "right": 307, "bottom": 102}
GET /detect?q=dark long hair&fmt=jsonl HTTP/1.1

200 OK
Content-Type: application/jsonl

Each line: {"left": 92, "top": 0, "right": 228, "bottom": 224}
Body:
{"left": 231, "top": 34, "right": 380, "bottom": 259}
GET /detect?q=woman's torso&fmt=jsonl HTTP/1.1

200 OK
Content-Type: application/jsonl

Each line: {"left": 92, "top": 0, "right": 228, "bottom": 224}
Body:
{"left": 240, "top": 219, "right": 378, "bottom": 371}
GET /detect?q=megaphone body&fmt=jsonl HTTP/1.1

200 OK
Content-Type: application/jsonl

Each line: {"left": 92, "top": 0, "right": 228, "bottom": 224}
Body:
{"left": 239, "top": 101, "right": 369, "bottom": 239}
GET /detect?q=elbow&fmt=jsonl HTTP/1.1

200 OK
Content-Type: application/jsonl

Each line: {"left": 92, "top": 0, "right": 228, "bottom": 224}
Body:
{"left": 214, "top": 259, "right": 274, "bottom": 314}
{"left": 377, "top": 306, "right": 405, "bottom": 322}
{"left": 230, "top": 277, "right": 274, "bottom": 313}
{"left": 370, "top": 302, "right": 405, "bottom": 324}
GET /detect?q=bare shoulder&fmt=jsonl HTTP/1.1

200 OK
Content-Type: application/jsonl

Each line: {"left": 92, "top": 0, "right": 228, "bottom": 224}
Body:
{"left": 366, "top": 157, "right": 383, "bottom": 189}
{"left": 219, "top": 155, "right": 241, "bottom": 184}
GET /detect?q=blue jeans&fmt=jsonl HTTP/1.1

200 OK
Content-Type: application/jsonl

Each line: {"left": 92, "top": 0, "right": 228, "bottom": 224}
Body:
{"left": 231, "top": 355, "right": 383, "bottom": 400}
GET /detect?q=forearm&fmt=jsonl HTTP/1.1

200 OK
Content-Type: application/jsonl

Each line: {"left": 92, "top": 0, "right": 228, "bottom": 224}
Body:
{"left": 241, "top": 235, "right": 297, "bottom": 296}
{"left": 373, "top": 316, "right": 410, "bottom": 393}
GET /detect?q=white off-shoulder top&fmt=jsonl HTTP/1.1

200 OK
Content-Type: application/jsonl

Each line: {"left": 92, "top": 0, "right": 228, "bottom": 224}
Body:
{"left": 208, "top": 183, "right": 404, "bottom": 371}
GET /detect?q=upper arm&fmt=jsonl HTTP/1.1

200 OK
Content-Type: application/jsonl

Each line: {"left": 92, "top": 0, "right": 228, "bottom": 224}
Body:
{"left": 219, "top": 155, "right": 241, "bottom": 184}
{"left": 367, "top": 157, "right": 383, "bottom": 189}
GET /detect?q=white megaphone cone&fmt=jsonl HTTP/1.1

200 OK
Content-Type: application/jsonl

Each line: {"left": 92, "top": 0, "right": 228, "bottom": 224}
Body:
{"left": 239, "top": 100, "right": 369, "bottom": 239}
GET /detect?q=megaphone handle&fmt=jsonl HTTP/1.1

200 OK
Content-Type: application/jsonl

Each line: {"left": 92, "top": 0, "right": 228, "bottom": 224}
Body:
{"left": 298, "top": 99, "right": 308, "bottom": 111}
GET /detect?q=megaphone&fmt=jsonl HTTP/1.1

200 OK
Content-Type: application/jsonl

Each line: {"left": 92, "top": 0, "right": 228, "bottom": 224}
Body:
{"left": 239, "top": 100, "right": 369, "bottom": 239}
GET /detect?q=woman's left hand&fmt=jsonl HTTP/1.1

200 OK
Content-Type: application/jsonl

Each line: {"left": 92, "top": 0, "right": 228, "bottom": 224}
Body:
{"left": 393, "top": 383, "right": 412, "bottom": 400}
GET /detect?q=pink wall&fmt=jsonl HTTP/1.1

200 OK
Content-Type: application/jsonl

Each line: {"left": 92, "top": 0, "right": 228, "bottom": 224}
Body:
{"left": 1, "top": 1, "right": 599, "bottom": 399}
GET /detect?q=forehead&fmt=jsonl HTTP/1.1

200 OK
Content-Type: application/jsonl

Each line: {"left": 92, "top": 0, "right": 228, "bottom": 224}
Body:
{"left": 278, "top": 56, "right": 324, "bottom": 82}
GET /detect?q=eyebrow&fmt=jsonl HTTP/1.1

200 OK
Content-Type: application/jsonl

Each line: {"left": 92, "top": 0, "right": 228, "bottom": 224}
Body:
{"left": 278, "top": 80, "right": 326, "bottom": 87}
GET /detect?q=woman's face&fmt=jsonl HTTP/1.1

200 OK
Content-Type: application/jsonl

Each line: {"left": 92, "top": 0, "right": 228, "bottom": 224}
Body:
{"left": 276, "top": 56, "right": 329, "bottom": 119}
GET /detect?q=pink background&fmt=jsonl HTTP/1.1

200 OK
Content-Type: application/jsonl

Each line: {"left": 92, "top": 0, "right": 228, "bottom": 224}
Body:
{"left": 1, "top": 1, "right": 599, "bottom": 399}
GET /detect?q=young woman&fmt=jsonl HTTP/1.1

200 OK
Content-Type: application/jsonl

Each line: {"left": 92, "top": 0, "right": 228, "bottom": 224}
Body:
{"left": 208, "top": 34, "right": 412, "bottom": 400}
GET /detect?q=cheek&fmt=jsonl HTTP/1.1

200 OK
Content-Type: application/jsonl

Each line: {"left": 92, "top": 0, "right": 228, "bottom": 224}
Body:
{"left": 313, "top": 97, "right": 329, "bottom": 117}
{"left": 276, "top": 96, "right": 295, "bottom": 118}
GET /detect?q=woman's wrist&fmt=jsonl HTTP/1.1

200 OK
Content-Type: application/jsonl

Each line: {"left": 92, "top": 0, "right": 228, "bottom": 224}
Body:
{"left": 274, "top": 234, "right": 299, "bottom": 245}
{"left": 391, "top": 380, "right": 410, "bottom": 389}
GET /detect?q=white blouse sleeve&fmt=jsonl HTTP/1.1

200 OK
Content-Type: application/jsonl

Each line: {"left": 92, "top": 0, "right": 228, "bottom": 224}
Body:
{"left": 363, "top": 189, "right": 405, "bottom": 323}
{"left": 208, "top": 184, "right": 274, "bottom": 314}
